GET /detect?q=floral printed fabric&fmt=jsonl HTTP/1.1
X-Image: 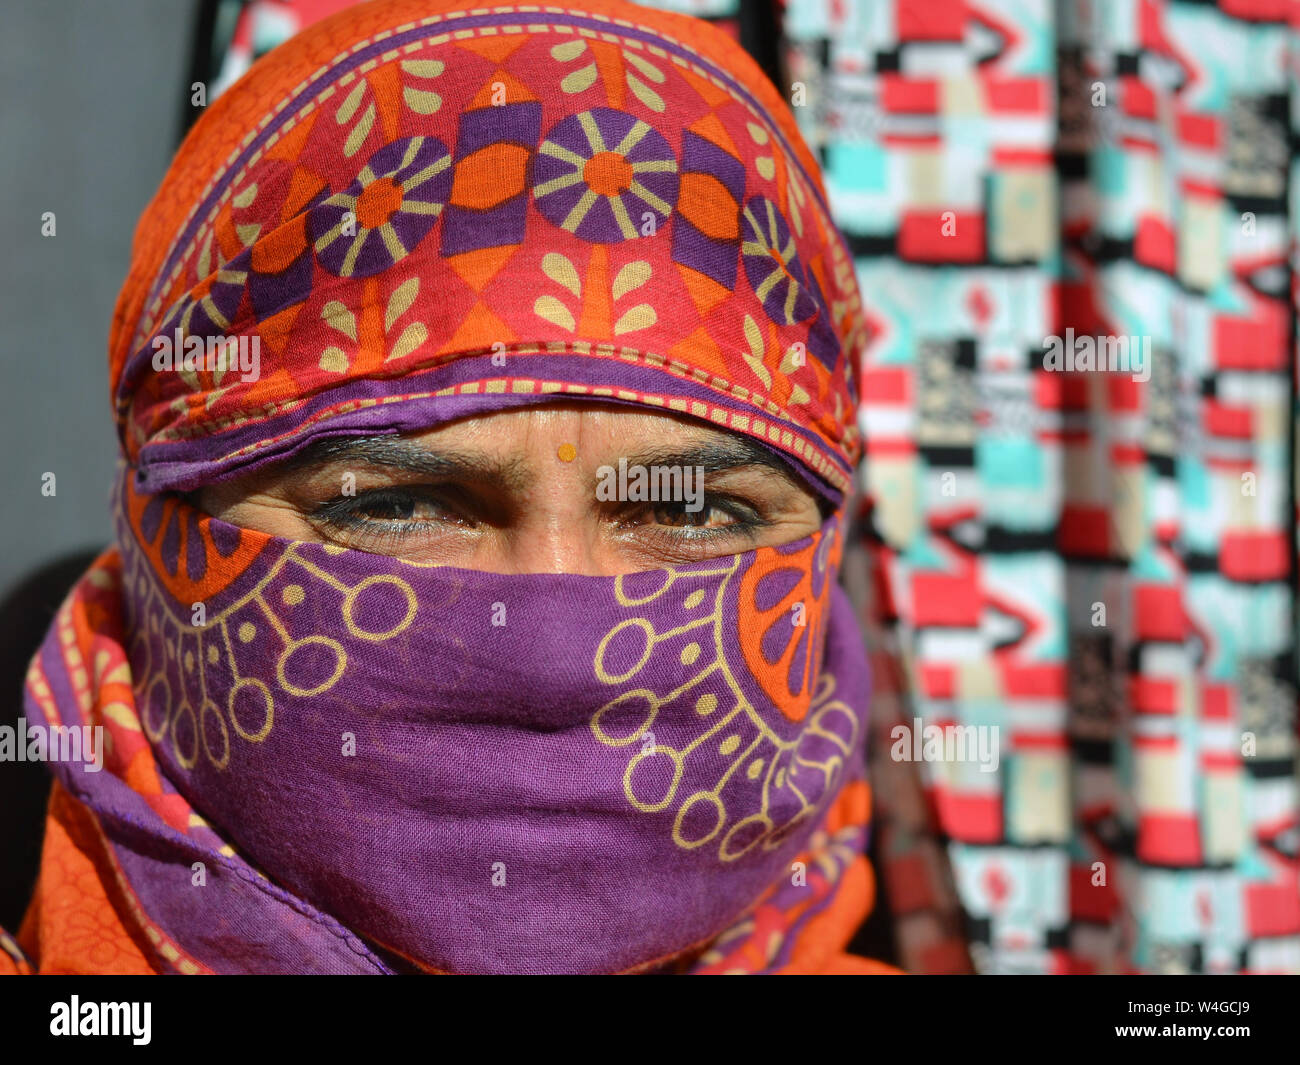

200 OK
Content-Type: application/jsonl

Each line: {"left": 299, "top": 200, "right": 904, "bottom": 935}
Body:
{"left": 119, "top": 2, "right": 865, "bottom": 500}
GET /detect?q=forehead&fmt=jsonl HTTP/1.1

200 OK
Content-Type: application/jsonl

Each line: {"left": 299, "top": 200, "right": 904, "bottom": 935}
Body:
{"left": 276, "top": 401, "right": 806, "bottom": 486}
{"left": 409, "top": 402, "right": 726, "bottom": 444}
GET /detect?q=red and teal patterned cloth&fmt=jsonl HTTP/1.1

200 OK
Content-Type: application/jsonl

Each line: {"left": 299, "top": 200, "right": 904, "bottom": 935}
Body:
{"left": 786, "top": 0, "right": 1300, "bottom": 974}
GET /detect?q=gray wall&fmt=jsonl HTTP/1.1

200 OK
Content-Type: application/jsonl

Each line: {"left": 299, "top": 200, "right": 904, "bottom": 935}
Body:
{"left": 0, "top": 1, "right": 195, "bottom": 598}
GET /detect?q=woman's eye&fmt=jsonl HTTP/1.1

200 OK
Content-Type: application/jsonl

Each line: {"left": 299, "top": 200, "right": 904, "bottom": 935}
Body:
{"left": 312, "top": 488, "right": 465, "bottom": 533}
{"left": 611, "top": 496, "right": 767, "bottom": 545}
{"left": 651, "top": 502, "right": 735, "bottom": 528}
{"left": 350, "top": 493, "right": 422, "bottom": 522}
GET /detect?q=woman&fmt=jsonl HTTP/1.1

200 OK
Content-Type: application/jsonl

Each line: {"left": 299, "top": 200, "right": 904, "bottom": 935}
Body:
{"left": 2, "top": 0, "right": 887, "bottom": 974}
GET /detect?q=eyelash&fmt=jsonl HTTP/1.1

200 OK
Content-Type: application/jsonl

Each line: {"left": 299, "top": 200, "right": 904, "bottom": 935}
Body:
{"left": 309, "top": 486, "right": 768, "bottom": 547}
{"left": 310, "top": 487, "right": 461, "bottom": 547}
{"left": 608, "top": 497, "right": 764, "bottom": 543}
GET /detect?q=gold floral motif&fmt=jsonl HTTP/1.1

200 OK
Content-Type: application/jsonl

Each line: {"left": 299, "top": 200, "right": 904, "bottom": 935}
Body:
{"left": 125, "top": 542, "right": 419, "bottom": 772}
{"left": 591, "top": 555, "right": 859, "bottom": 861}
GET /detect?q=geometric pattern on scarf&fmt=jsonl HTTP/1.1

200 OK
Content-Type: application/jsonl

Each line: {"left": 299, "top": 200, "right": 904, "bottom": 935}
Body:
{"left": 109, "top": 1, "right": 866, "bottom": 499}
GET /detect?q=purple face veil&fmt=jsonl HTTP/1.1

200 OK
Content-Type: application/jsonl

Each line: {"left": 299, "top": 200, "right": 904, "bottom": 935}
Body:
{"left": 85, "top": 481, "right": 870, "bottom": 973}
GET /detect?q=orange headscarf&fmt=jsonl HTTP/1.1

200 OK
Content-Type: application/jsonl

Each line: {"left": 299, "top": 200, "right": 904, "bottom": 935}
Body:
{"left": 8, "top": 0, "right": 894, "bottom": 975}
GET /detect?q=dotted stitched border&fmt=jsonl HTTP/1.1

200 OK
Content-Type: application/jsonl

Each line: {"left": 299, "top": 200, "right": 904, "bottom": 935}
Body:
{"left": 140, "top": 337, "right": 857, "bottom": 466}
{"left": 142, "top": 363, "right": 854, "bottom": 493}
{"left": 25, "top": 603, "right": 210, "bottom": 975}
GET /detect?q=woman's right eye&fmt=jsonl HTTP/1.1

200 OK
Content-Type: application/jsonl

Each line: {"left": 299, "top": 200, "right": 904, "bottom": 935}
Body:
{"left": 310, "top": 487, "right": 472, "bottom": 536}
{"left": 346, "top": 490, "right": 421, "bottom": 521}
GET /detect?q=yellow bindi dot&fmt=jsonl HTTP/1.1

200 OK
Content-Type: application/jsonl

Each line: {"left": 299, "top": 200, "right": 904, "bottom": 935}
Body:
{"left": 557, "top": 442, "right": 577, "bottom": 463}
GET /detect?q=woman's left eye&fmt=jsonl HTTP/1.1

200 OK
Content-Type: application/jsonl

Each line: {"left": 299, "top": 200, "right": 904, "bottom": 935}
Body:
{"left": 650, "top": 502, "right": 737, "bottom": 528}
{"left": 611, "top": 496, "right": 765, "bottom": 542}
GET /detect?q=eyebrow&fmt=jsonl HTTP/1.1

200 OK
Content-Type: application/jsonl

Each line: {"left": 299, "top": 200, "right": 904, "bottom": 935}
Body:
{"left": 280, "top": 430, "right": 804, "bottom": 490}
{"left": 281, "top": 434, "right": 533, "bottom": 493}
{"left": 619, "top": 438, "right": 803, "bottom": 486}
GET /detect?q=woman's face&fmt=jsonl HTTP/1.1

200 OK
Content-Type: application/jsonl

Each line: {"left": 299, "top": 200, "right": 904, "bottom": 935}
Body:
{"left": 197, "top": 402, "right": 824, "bottom": 575}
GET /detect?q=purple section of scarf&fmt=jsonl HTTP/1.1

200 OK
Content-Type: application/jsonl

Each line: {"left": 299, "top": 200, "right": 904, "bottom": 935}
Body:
{"left": 24, "top": 633, "right": 397, "bottom": 974}
{"left": 67, "top": 504, "right": 870, "bottom": 974}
